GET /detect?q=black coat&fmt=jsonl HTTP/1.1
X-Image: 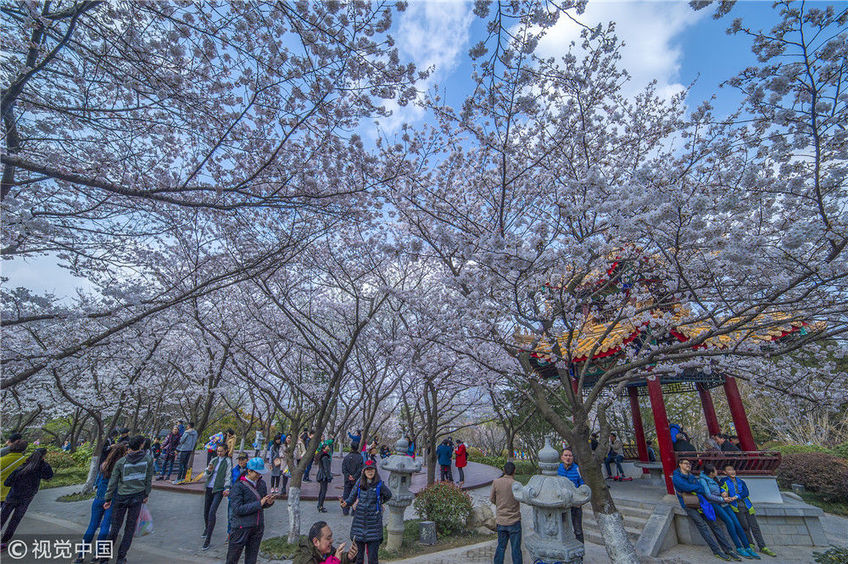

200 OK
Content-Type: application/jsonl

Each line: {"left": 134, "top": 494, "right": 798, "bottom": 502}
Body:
{"left": 4, "top": 460, "right": 53, "bottom": 505}
{"left": 341, "top": 452, "right": 363, "bottom": 482}
{"left": 345, "top": 479, "right": 392, "bottom": 542}
{"left": 229, "top": 476, "right": 269, "bottom": 530}
{"left": 316, "top": 451, "right": 333, "bottom": 483}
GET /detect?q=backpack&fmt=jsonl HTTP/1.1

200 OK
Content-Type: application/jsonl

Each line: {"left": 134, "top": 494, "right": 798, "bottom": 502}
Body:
{"left": 357, "top": 480, "right": 383, "bottom": 513}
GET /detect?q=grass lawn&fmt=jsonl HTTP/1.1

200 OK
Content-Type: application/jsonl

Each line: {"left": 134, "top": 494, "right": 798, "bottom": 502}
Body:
{"left": 57, "top": 490, "right": 96, "bottom": 502}
{"left": 259, "top": 535, "right": 305, "bottom": 559}
{"left": 43, "top": 467, "right": 88, "bottom": 489}
{"left": 514, "top": 473, "right": 532, "bottom": 485}
{"left": 260, "top": 520, "right": 493, "bottom": 561}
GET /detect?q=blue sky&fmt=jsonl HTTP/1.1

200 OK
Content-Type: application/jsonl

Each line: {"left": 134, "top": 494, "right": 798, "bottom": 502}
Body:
{"left": 1, "top": 1, "right": 779, "bottom": 299}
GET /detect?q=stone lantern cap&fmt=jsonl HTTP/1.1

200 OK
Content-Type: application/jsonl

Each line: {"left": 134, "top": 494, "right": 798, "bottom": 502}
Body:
{"left": 512, "top": 437, "right": 591, "bottom": 509}
{"left": 380, "top": 437, "right": 422, "bottom": 474}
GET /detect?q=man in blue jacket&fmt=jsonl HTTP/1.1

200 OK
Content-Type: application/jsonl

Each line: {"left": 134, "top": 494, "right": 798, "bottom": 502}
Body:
{"left": 436, "top": 439, "right": 454, "bottom": 482}
{"left": 672, "top": 459, "right": 740, "bottom": 562}
{"left": 557, "top": 448, "right": 585, "bottom": 543}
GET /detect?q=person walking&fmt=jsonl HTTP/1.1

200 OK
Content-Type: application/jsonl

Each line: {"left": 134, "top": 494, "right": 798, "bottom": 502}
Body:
{"left": 228, "top": 453, "right": 249, "bottom": 536}
{"left": 74, "top": 443, "right": 127, "bottom": 563}
{"left": 557, "top": 448, "right": 585, "bottom": 543}
{"left": 721, "top": 464, "right": 777, "bottom": 557}
{"left": 303, "top": 431, "right": 315, "bottom": 482}
{"left": 293, "top": 521, "right": 358, "bottom": 564}
{"left": 226, "top": 457, "right": 275, "bottom": 564}
{"left": 436, "top": 439, "right": 453, "bottom": 482}
{"left": 102, "top": 435, "right": 154, "bottom": 564}
{"left": 490, "top": 461, "right": 522, "bottom": 564}
{"left": 158, "top": 425, "right": 180, "bottom": 481}
{"left": 673, "top": 458, "right": 741, "bottom": 562}
{"left": 341, "top": 443, "right": 363, "bottom": 517}
{"left": 700, "top": 464, "right": 760, "bottom": 560}
{"left": 1, "top": 448, "right": 53, "bottom": 547}
{"left": 268, "top": 435, "right": 283, "bottom": 495}
{"left": 604, "top": 433, "right": 631, "bottom": 481}
{"left": 454, "top": 439, "right": 467, "bottom": 486}
{"left": 202, "top": 444, "right": 233, "bottom": 550}
{"left": 340, "top": 460, "right": 392, "bottom": 564}
{"left": 0, "top": 440, "right": 28, "bottom": 503}
{"left": 316, "top": 444, "right": 333, "bottom": 513}
{"left": 174, "top": 421, "right": 198, "bottom": 484}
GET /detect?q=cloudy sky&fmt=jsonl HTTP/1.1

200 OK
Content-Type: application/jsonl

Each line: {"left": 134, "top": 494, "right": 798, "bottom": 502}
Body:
{"left": 2, "top": 1, "right": 776, "bottom": 299}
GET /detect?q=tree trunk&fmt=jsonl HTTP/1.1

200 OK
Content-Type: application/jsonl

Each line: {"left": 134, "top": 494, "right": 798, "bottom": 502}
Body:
{"left": 286, "top": 486, "right": 302, "bottom": 544}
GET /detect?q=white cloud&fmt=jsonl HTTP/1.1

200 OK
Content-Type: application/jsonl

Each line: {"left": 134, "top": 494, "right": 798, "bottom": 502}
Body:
{"left": 537, "top": 0, "right": 706, "bottom": 99}
{"left": 375, "top": 0, "right": 474, "bottom": 134}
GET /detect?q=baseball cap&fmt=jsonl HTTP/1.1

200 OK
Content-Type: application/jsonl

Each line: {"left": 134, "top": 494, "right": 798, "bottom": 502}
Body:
{"left": 247, "top": 457, "right": 267, "bottom": 473}
{"left": 364, "top": 459, "right": 376, "bottom": 468}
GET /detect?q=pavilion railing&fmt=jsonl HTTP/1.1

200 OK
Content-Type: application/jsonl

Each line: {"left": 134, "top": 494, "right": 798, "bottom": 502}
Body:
{"left": 674, "top": 451, "right": 782, "bottom": 475}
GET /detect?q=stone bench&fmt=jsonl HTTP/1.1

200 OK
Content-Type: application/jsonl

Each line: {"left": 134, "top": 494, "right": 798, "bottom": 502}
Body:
{"left": 634, "top": 462, "right": 665, "bottom": 484}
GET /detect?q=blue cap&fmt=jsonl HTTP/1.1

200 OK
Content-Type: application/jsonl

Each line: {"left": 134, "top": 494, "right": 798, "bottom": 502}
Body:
{"left": 247, "top": 457, "right": 267, "bottom": 473}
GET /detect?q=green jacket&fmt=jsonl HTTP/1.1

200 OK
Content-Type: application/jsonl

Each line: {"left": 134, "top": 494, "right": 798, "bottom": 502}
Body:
{"left": 204, "top": 456, "right": 233, "bottom": 493}
{"left": 0, "top": 452, "right": 27, "bottom": 501}
{"left": 292, "top": 537, "right": 351, "bottom": 564}
{"left": 105, "top": 450, "right": 153, "bottom": 501}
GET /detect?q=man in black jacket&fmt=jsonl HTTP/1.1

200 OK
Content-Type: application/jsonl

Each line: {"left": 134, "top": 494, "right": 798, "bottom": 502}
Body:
{"left": 341, "top": 443, "right": 363, "bottom": 516}
{"left": 226, "top": 457, "right": 274, "bottom": 564}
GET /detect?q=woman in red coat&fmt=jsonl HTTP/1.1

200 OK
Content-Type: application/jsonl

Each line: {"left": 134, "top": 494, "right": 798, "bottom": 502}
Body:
{"left": 455, "top": 440, "right": 467, "bottom": 486}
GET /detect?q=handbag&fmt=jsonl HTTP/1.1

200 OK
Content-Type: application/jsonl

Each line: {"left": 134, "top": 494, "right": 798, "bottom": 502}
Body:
{"left": 680, "top": 492, "right": 700, "bottom": 509}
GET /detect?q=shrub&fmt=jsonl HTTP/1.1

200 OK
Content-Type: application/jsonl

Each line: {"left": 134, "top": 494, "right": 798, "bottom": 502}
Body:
{"left": 832, "top": 442, "right": 848, "bottom": 461}
{"left": 413, "top": 482, "right": 473, "bottom": 536}
{"left": 776, "top": 453, "right": 848, "bottom": 503}
{"left": 467, "top": 452, "right": 536, "bottom": 476}
{"left": 44, "top": 450, "right": 77, "bottom": 470}
{"left": 70, "top": 445, "right": 95, "bottom": 467}
{"left": 813, "top": 546, "right": 848, "bottom": 564}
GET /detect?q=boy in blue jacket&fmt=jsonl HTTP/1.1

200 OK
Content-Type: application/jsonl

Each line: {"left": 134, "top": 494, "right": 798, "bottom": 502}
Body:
{"left": 721, "top": 464, "right": 777, "bottom": 557}
{"left": 557, "top": 448, "right": 585, "bottom": 543}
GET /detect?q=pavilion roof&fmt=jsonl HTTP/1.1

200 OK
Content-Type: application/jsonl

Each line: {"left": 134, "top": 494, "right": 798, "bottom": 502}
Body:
{"left": 516, "top": 306, "right": 817, "bottom": 366}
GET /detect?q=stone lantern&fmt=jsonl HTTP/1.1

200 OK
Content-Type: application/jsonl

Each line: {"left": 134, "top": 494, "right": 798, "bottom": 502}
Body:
{"left": 511, "top": 437, "right": 592, "bottom": 564}
{"left": 379, "top": 437, "right": 423, "bottom": 551}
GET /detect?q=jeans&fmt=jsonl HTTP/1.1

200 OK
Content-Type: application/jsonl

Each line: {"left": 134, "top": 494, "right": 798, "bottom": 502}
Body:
{"left": 713, "top": 503, "right": 747, "bottom": 549}
{"left": 79, "top": 497, "right": 112, "bottom": 555}
{"left": 1, "top": 499, "right": 32, "bottom": 543}
{"left": 226, "top": 525, "right": 263, "bottom": 564}
{"left": 735, "top": 509, "right": 765, "bottom": 549}
{"left": 440, "top": 465, "right": 453, "bottom": 481}
{"left": 457, "top": 466, "right": 465, "bottom": 482}
{"left": 342, "top": 480, "right": 355, "bottom": 515}
{"left": 227, "top": 498, "right": 233, "bottom": 534}
{"left": 204, "top": 489, "right": 224, "bottom": 542}
{"left": 684, "top": 507, "right": 733, "bottom": 555}
{"left": 604, "top": 453, "right": 625, "bottom": 477}
{"left": 494, "top": 521, "right": 522, "bottom": 564}
{"left": 354, "top": 539, "right": 380, "bottom": 564}
{"left": 177, "top": 450, "right": 192, "bottom": 481}
{"left": 108, "top": 492, "right": 144, "bottom": 560}
{"left": 317, "top": 481, "right": 329, "bottom": 508}
{"left": 159, "top": 454, "right": 175, "bottom": 479}
{"left": 304, "top": 461, "right": 313, "bottom": 480}
{"left": 571, "top": 507, "right": 583, "bottom": 543}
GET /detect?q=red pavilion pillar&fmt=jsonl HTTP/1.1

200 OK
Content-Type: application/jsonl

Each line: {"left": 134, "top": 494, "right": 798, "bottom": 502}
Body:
{"left": 628, "top": 386, "right": 650, "bottom": 473}
{"left": 697, "top": 383, "right": 721, "bottom": 436}
{"left": 724, "top": 376, "right": 756, "bottom": 451}
{"left": 647, "top": 375, "right": 676, "bottom": 494}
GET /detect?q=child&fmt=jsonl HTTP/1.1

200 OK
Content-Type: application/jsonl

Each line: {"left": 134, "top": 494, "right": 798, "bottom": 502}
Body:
{"left": 720, "top": 464, "right": 777, "bottom": 557}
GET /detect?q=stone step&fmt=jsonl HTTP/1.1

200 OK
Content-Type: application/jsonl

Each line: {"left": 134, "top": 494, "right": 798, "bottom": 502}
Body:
{"left": 583, "top": 511, "right": 647, "bottom": 531}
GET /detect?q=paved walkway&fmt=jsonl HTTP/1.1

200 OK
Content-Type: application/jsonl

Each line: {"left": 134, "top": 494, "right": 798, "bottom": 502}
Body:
{"left": 152, "top": 454, "right": 500, "bottom": 500}
{"left": 10, "top": 477, "right": 846, "bottom": 564}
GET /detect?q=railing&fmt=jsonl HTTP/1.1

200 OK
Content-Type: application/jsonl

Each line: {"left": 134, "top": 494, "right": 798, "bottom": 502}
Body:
{"left": 673, "top": 451, "right": 782, "bottom": 475}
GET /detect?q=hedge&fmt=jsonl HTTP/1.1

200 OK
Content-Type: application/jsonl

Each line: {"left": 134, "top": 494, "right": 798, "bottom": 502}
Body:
{"left": 413, "top": 482, "right": 473, "bottom": 536}
{"left": 776, "top": 453, "right": 848, "bottom": 503}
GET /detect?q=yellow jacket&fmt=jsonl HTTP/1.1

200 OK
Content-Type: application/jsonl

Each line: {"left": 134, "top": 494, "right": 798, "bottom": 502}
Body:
{"left": 1, "top": 452, "right": 27, "bottom": 501}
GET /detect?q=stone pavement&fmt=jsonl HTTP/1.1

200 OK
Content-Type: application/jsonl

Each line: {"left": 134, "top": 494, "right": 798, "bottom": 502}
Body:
{"left": 152, "top": 454, "right": 500, "bottom": 500}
